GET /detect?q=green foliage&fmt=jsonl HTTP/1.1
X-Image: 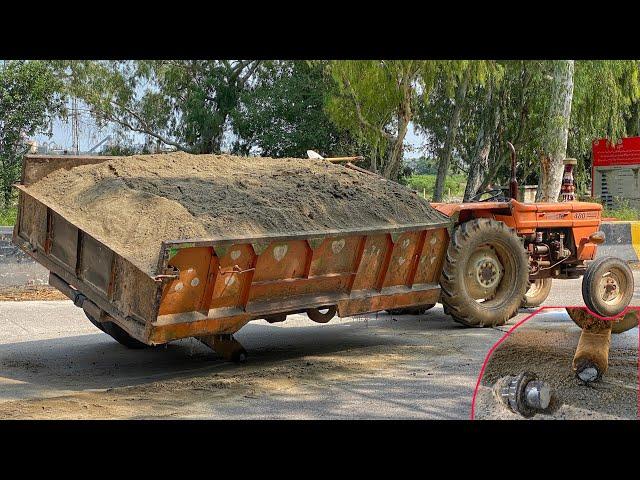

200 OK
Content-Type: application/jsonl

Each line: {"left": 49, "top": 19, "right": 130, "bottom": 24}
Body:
{"left": 100, "top": 142, "right": 146, "bottom": 156}
{"left": 326, "top": 60, "right": 446, "bottom": 177}
{"left": 569, "top": 61, "right": 640, "bottom": 192}
{"left": 59, "top": 60, "right": 261, "bottom": 154}
{"left": 413, "top": 60, "right": 640, "bottom": 199}
{"left": 406, "top": 174, "right": 467, "bottom": 199}
{"left": 232, "top": 61, "right": 361, "bottom": 157}
{"left": 24, "top": 59, "right": 640, "bottom": 205}
{"left": 0, "top": 204, "right": 17, "bottom": 226}
{"left": 602, "top": 202, "right": 640, "bottom": 221}
{"left": 0, "top": 61, "right": 64, "bottom": 207}
{"left": 412, "top": 157, "right": 439, "bottom": 175}
{"left": 413, "top": 61, "right": 503, "bottom": 192}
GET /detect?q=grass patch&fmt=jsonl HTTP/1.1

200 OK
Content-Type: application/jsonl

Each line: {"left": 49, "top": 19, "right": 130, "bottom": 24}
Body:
{"left": 0, "top": 205, "right": 17, "bottom": 226}
{"left": 578, "top": 196, "right": 640, "bottom": 221}
{"left": 406, "top": 174, "right": 467, "bottom": 200}
{"left": 603, "top": 204, "right": 640, "bottom": 221}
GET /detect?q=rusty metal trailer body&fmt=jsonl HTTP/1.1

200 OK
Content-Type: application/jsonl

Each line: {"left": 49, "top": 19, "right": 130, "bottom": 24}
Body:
{"left": 13, "top": 155, "right": 450, "bottom": 353}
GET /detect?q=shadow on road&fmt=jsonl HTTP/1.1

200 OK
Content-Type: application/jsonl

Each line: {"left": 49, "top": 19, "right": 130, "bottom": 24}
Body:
{"left": 0, "top": 311, "right": 482, "bottom": 401}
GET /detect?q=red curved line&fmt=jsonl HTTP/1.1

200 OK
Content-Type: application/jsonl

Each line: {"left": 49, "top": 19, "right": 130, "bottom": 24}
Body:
{"left": 470, "top": 305, "right": 640, "bottom": 420}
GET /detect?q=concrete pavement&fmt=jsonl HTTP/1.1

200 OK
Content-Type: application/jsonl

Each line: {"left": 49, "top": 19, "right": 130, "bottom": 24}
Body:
{"left": 0, "top": 272, "right": 637, "bottom": 419}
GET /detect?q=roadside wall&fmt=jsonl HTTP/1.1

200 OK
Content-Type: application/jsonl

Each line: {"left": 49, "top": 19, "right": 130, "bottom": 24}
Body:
{"left": 596, "top": 221, "right": 640, "bottom": 263}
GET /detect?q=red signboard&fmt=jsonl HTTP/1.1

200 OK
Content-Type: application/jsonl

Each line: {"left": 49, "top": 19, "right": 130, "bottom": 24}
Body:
{"left": 591, "top": 137, "right": 640, "bottom": 199}
{"left": 592, "top": 137, "right": 640, "bottom": 167}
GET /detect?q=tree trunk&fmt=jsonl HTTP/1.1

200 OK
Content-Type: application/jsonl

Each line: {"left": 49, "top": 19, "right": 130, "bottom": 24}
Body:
{"left": 382, "top": 116, "right": 409, "bottom": 180}
{"left": 433, "top": 68, "right": 470, "bottom": 201}
{"left": 536, "top": 60, "right": 574, "bottom": 202}
{"left": 383, "top": 135, "right": 405, "bottom": 180}
{"left": 382, "top": 79, "right": 412, "bottom": 181}
{"left": 463, "top": 82, "right": 499, "bottom": 201}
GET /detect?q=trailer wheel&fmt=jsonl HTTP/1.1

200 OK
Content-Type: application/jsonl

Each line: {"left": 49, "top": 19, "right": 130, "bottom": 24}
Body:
{"left": 440, "top": 218, "right": 529, "bottom": 327}
{"left": 582, "top": 257, "right": 634, "bottom": 318}
{"left": 85, "top": 312, "right": 149, "bottom": 349}
{"left": 84, "top": 312, "right": 106, "bottom": 333}
{"left": 306, "top": 306, "right": 337, "bottom": 323}
{"left": 522, "top": 278, "right": 553, "bottom": 308}
{"left": 386, "top": 304, "right": 436, "bottom": 315}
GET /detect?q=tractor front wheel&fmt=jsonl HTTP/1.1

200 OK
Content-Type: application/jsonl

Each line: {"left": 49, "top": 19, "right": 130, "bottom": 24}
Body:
{"left": 582, "top": 257, "right": 634, "bottom": 317}
{"left": 440, "top": 218, "right": 529, "bottom": 327}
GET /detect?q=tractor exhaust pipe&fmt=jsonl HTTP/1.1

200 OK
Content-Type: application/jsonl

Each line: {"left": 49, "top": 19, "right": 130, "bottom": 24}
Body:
{"left": 507, "top": 141, "right": 518, "bottom": 201}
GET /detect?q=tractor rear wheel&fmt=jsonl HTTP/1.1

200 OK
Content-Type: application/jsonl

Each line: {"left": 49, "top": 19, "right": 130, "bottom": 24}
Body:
{"left": 522, "top": 278, "right": 553, "bottom": 308}
{"left": 582, "top": 256, "right": 634, "bottom": 317}
{"left": 440, "top": 218, "right": 529, "bottom": 327}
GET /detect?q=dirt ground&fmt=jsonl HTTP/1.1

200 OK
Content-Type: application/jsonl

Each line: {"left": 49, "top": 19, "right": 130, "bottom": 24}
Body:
{"left": 23, "top": 152, "right": 447, "bottom": 275}
{"left": 0, "top": 285, "right": 67, "bottom": 302}
{"left": 0, "top": 344, "right": 424, "bottom": 419}
{"left": 473, "top": 314, "right": 638, "bottom": 420}
{"left": 0, "top": 301, "right": 637, "bottom": 419}
{"left": 0, "top": 302, "right": 505, "bottom": 419}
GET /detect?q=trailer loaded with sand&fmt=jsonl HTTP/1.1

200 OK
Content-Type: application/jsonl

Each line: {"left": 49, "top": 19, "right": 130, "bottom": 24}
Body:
{"left": 13, "top": 153, "right": 454, "bottom": 361}
{"left": 12, "top": 152, "right": 634, "bottom": 362}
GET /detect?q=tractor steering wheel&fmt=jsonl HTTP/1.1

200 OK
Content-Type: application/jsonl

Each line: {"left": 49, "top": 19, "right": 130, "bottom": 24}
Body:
{"left": 469, "top": 188, "right": 508, "bottom": 203}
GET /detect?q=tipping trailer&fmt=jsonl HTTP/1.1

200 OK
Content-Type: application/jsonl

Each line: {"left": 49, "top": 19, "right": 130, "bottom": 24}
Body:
{"left": 13, "top": 154, "right": 451, "bottom": 361}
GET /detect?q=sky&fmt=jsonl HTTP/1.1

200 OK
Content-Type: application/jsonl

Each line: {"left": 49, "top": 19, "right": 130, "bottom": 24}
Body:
{"left": 34, "top": 107, "right": 427, "bottom": 158}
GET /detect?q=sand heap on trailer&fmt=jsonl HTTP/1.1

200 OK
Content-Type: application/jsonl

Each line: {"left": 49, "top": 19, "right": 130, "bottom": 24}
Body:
{"left": 23, "top": 152, "right": 449, "bottom": 275}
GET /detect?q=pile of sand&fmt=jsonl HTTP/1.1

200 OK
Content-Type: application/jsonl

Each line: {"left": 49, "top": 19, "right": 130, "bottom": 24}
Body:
{"left": 24, "top": 152, "right": 448, "bottom": 275}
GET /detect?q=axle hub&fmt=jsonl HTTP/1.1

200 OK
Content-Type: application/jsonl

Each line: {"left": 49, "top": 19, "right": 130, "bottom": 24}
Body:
{"left": 496, "top": 372, "right": 551, "bottom": 418}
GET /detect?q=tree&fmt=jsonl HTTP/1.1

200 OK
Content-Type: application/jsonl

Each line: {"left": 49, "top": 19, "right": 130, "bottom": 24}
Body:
{"left": 326, "top": 60, "right": 442, "bottom": 180}
{"left": 463, "top": 76, "right": 501, "bottom": 201}
{"left": 412, "top": 60, "right": 499, "bottom": 201}
{"left": 59, "top": 60, "right": 261, "bottom": 154}
{"left": 569, "top": 60, "right": 640, "bottom": 192}
{"left": 0, "top": 61, "right": 63, "bottom": 207}
{"left": 433, "top": 67, "right": 470, "bottom": 201}
{"left": 536, "top": 60, "right": 574, "bottom": 202}
{"left": 412, "top": 60, "right": 639, "bottom": 201}
{"left": 231, "top": 61, "right": 360, "bottom": 157}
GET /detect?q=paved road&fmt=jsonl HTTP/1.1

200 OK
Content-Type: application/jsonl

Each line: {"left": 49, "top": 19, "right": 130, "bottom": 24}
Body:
{"left": 0, "top": 227, "right": 48, "bottom": 288}
{"left": 0, "top": 273, "right": 638, "bottom": 419}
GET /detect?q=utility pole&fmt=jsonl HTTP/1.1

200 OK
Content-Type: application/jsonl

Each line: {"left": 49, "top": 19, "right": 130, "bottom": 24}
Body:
{"left": 71, "top": 97, "right": 80, "bottom": 155}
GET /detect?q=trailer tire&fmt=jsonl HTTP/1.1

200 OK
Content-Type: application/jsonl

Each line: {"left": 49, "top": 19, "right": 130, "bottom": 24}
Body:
{"left": 440, "top": 218, "right": 529, "bottom": 327}
{"left": 85, "top": 312, "right": 106, "bottom": 333}
{"left": 386, "top": 304, "right": 436, "bottom": 315}
{"left": 85, "top": 312, "right": 149, "bottom": 349}
{"left": 582, "top": 256, "right": 634, "bottom": 318}
{"left": 522, "top": 278, "right": 553, "bottom": 308}
{"left": 306, "top": 306, "right": 337, "bottom": 323}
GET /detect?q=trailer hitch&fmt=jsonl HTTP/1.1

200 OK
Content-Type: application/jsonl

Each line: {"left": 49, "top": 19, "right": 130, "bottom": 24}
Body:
{"left": 153, "top": 265, "right": 180, "bottom": 283}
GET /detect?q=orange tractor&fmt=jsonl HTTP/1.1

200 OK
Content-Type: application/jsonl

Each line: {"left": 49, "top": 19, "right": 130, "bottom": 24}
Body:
{"left": 393, "top": 143, "right": 635, "bottom": 326}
